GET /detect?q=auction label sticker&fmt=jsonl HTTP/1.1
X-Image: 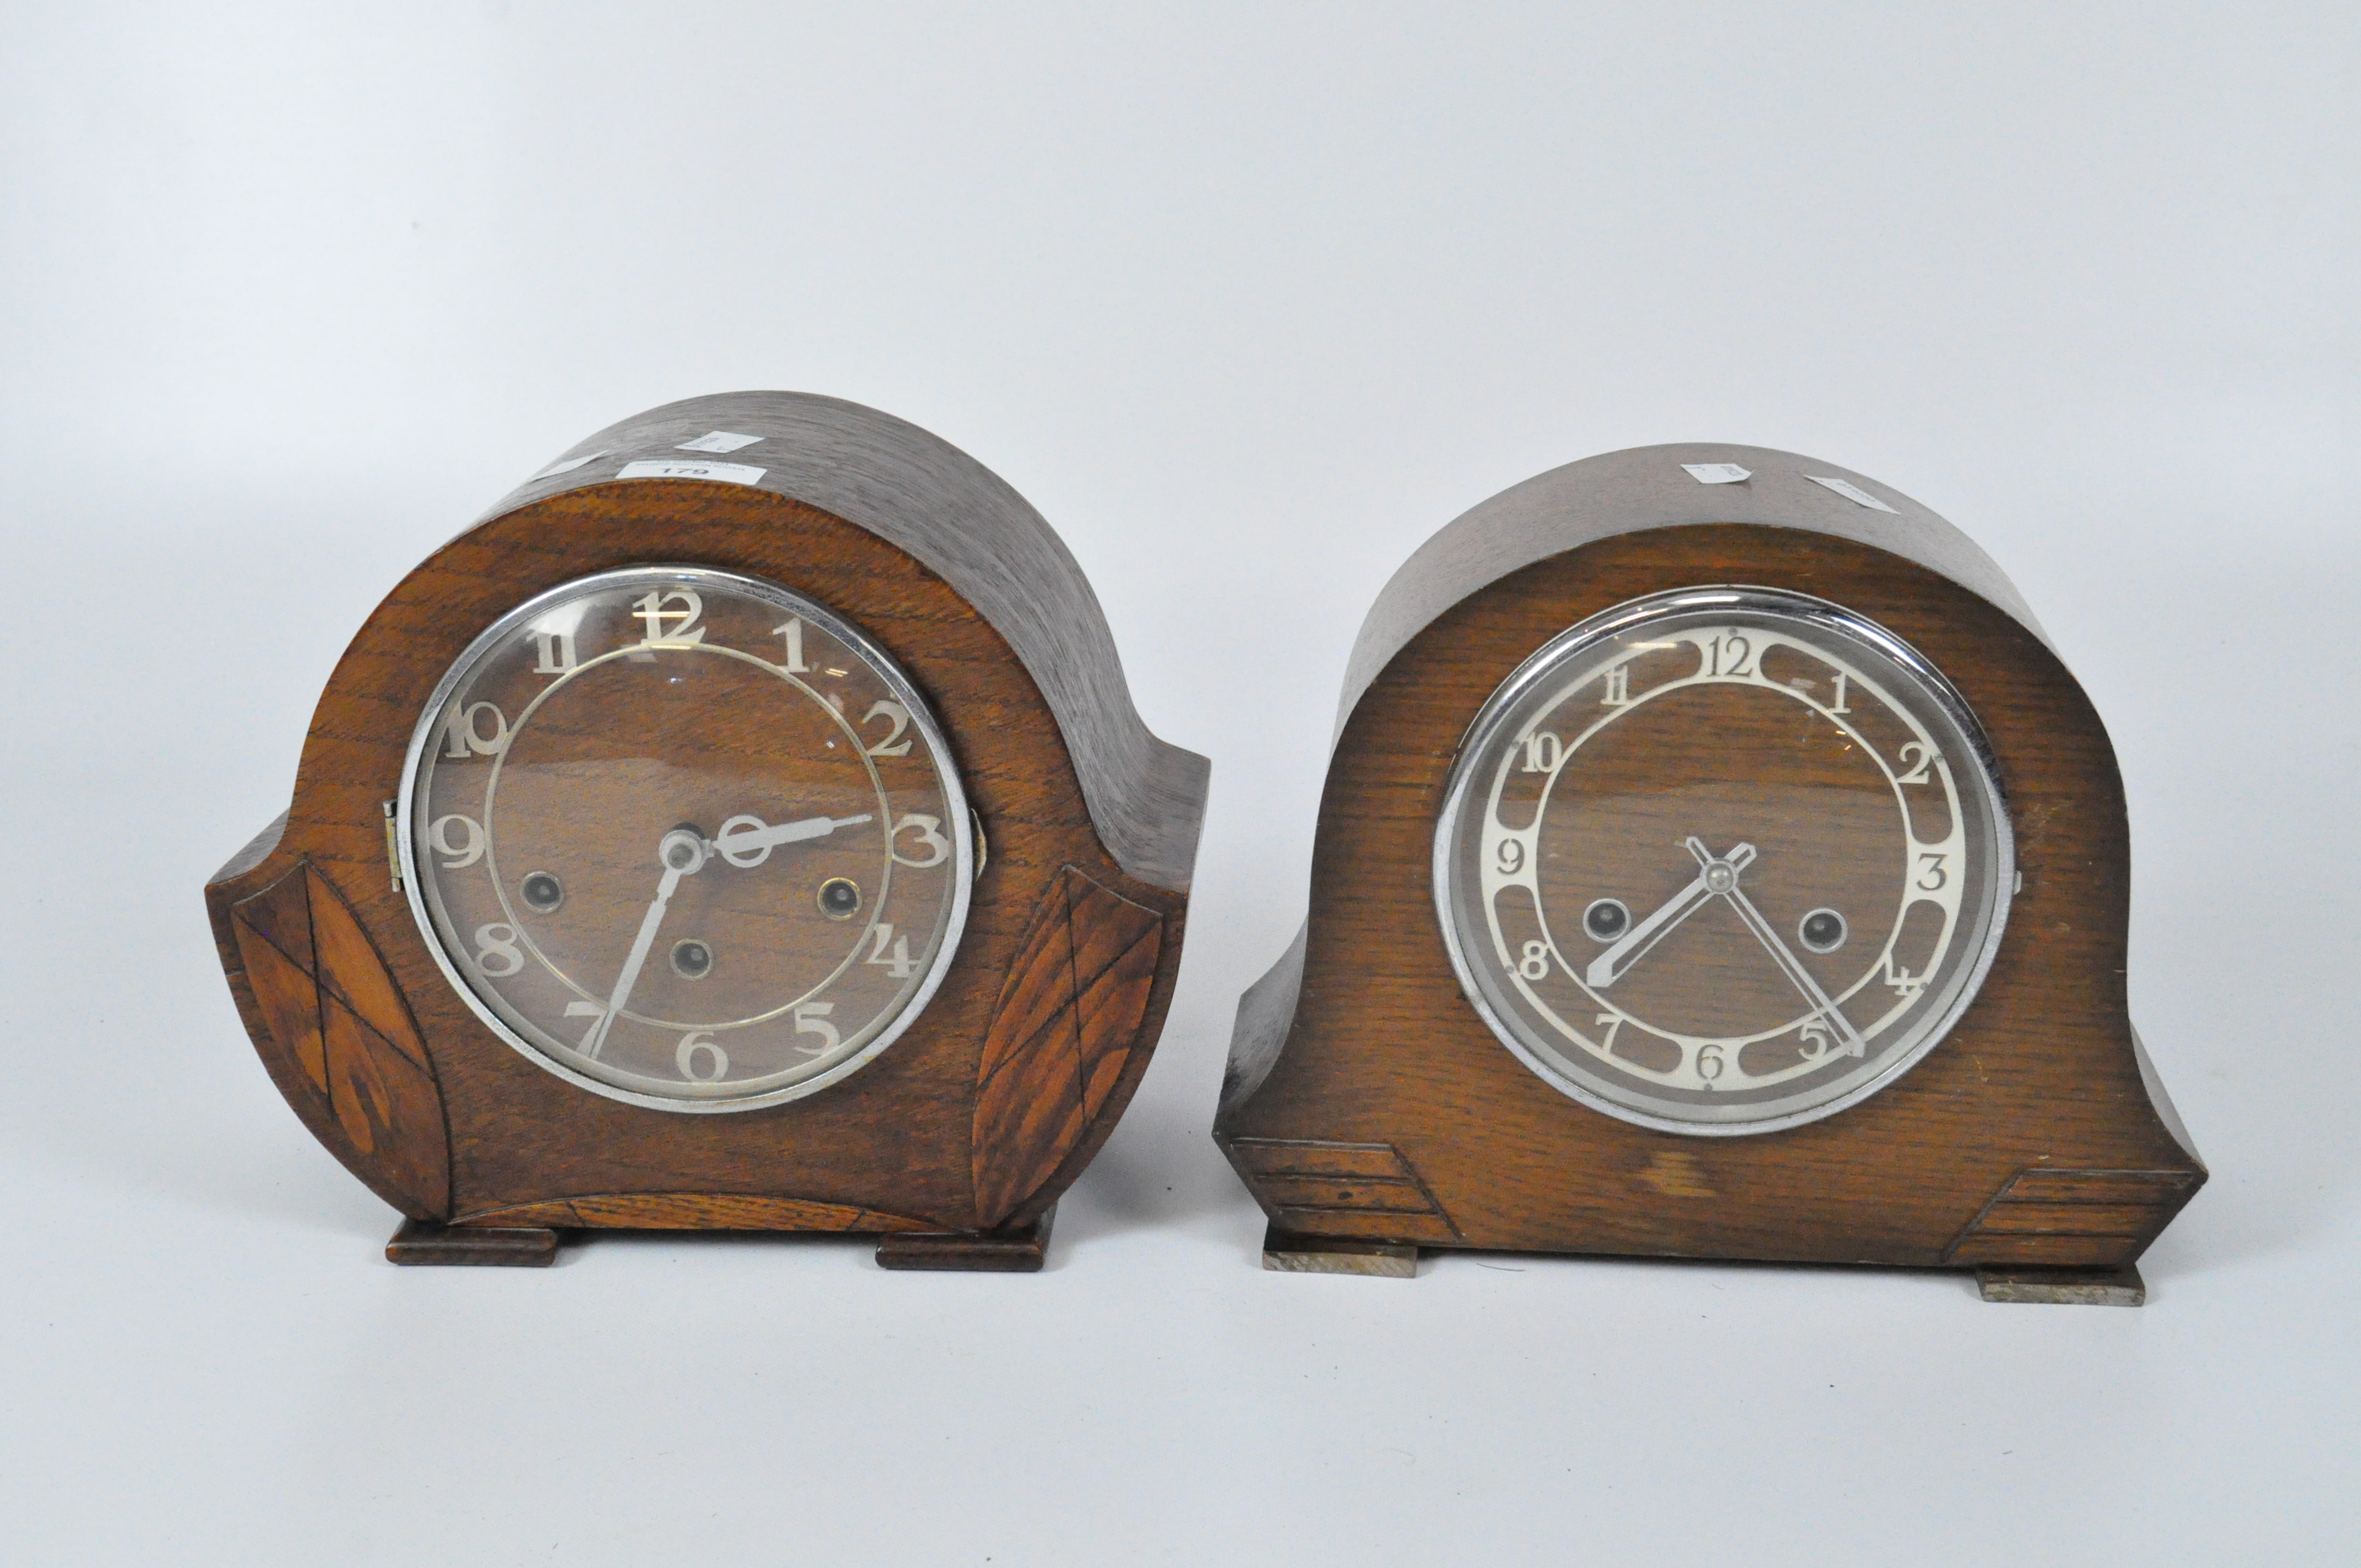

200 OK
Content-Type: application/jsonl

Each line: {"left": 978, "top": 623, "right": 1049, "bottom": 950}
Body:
{"left": 617, "top": 459, "right": 766, "bottom": 485}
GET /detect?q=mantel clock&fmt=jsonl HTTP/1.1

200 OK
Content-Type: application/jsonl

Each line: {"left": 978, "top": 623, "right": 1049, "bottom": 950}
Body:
{"left": 207, "top": 392, "right": 1207, "bottom": 1269}
{"left": 1214, "top": 445, "right": 2202, "bottom": 1304}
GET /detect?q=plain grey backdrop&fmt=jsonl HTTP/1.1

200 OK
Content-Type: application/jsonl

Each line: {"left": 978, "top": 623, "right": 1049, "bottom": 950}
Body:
{"left": 3, "top": 4, "right": 2354, "bottom": 1563}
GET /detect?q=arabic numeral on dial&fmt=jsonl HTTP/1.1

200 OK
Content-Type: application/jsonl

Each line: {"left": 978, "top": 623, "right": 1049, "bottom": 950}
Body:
{"left": 1516, "top": 940, "right": 1552, "bottom": 981}
{"left": 864, "top": 923, "right": 920, "bottom": 978}
{"left": 564, "top": 1000, "right": 605, "bottom": 1048}
{"left": 890, "top": 814, "right": 951, "bottom": 868}
{"left": 862, "top": 700, "right": 913, "bottom": 757}
{"left": 428, "top": 813, "right": 485, "bottom": 868}
{"left": 1697, "top": 1043, "right": 1727, "bottom": 1082}
{"left": 1602, "top": 666, "right": 1631, "bottom": 707}
{"left": 530, "top": 630, "right": 576, "bottom": 674}
{"left": 674, "top": 1030, "right": 728, "bottom": 1082}
{"left": 1519, "top": 732, "right": 1563, "bottom": 773}
{"left": 792, "top": 1001, "right": 840, "bottom": 1058}
{"left": 774, "top": 617, "right": 809, "bottom": 673}
{"left": 1705, "top": 632, "right": 1754, "bottom": 678}
{"left": 1495, "top": 837, "right": 1525, "bottom": 875}
{"left": 1917, "top": 851, "right": 1949, "bottom": 891}
{"left": 634, "top": 588, "right": 704, "bottom": 648}
{"left": 1797, "top": 1020, "right": 1832, "bottom": 1062}
{"left": 471, "top": 923, "right": 524, "bottom": 977}
{"left": 1897, "top": 741, "right": 1935, "bottom": 785}
{"left": 442, "top": 701, "right": 508, "bottom": 758}
{"left": 1593, "top": 1012, "right": 1624, "bottom": 1052}
{"left": 1830, "top": 671, "right": 1851, "bottom": 715}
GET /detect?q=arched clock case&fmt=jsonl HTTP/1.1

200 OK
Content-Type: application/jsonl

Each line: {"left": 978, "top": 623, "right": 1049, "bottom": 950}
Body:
{"left": 205, "top": 392, "right": 1207, "bottom": 1270}
{"left": 1214, "top": 444, "right": 2204, "bottom": 1303}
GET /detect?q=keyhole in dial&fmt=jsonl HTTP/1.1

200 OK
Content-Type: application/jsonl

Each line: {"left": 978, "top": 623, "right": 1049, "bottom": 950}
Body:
{"left": 1583, "top": 899, "right": 1631, "bottom": 942}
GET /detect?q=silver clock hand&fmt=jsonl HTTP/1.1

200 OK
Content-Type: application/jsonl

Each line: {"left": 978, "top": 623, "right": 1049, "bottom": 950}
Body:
{"left": 583, "top": 827, "right": 708, "bottom": 1060}
{"left": 710, "top": 812, "right": 874, "bottom": 867}
{"left": 1716, "top": 881, "right": 1870, "bottom": 1059}
{"left": 1586, "top": 837, "right": 1758, "bottom": 988}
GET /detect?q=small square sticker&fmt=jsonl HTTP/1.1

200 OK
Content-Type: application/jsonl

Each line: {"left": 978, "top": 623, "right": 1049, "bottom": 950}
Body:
{"left": 530, "top": 450, "right": 607, "bottom": 480}
{"left": 1807, "top": 475, "right": 1898, "bottom": 514}
{"left": 676, "top": 431, "right": 764, "bottom": 454}
{"left": 1682, "top": 462, "right": 1751, "bottom": 484}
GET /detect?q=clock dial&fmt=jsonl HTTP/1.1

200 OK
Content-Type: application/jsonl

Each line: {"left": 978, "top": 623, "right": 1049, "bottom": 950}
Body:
{"left": 1434, "top": 587, "right": 2011, "bottom": 1135}
{"left": 399, "top": 565, "right": 971, "bottom": 1112}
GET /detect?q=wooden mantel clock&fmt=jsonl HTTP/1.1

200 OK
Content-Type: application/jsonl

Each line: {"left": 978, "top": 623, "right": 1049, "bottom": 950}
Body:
{"left": 206, "top": 391, "right": 1206, "bottom": 1270}
{"left": 1215, "top": 444, "right": 2204, "bottom": 1304}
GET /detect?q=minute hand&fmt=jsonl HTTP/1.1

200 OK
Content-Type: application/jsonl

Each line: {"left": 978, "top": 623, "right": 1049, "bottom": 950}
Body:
{"left": 1717, "top": 884, "right": 1870, "bottom": 1059}
{"left": 1587, "top": 840, "right": 1758, "bottom": 989}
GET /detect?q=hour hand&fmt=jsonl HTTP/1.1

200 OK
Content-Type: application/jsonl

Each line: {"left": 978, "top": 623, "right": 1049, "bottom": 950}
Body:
{"left": 1585, "top": 841, "right": 1756, "bottom": 988}
{"left": 711, "top": 812, "right": 875, "bottom": 867}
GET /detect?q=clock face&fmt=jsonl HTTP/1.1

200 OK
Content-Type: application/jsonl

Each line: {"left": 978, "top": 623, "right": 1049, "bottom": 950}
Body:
{"left": 1433, "top": 587, "right": 2012, "bottom": 1135}
{"left": 398, "top": 565, "right": 972, "bottom": 1113}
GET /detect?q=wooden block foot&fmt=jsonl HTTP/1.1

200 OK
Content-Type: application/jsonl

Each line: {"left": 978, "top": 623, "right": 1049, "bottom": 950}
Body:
{"left": 1261, "top": 1224, "right": 1419, "bottom": 1278}
{"left": 874, "top": 1204, "right": 1054, "bottom": 1272}
{"left": 1976, "top": 1263, "right": 2145, "bottom": 1305}
{"left": 387, "top": 1217, "right": 560, "bottom": 1267}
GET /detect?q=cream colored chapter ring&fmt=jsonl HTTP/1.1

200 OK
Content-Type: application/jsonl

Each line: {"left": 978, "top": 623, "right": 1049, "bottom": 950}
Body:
{"left": 1432, "top": 586, "right": 2013, "bottom": 1136}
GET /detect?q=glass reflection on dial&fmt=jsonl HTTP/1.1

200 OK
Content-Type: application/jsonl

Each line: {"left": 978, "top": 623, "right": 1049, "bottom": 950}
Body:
{"left": 399, "top": 566, "right": 971, "bottom": 1113}
{"left": 1433, "top": 586, "right": 2011, "bottom": 1135}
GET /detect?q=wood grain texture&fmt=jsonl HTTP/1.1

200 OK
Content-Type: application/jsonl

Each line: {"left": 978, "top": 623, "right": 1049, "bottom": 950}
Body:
{"left": 205, "top": 399, "right": 1202, "bottom": 1250}
{"left": 452, "top": 1194, "right": 932, "bottom": 1232}
{"left": 225, "top": 861, "right": 449, "bottom": 1217}
{"left": 1217, "top": 477, "right": 2205, "bottom": 1271}
{"left": 970, "top": 866, "right": 1164, "bottom": 1227}
{"left": 1944, "top": 1168, "right": 2197, "bottom": 1267}
{"left": 1223, "top": 1138, "right": 1459, "bottom": 1244}
{"left": 478, "top": 393, "right": 1206, "bottom": 891}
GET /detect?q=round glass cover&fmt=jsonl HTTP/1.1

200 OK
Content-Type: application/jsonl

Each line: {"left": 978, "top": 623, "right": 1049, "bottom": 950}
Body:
{"left": 1433, "top": 586, "right": 2012, "bottom": 1135}
{"left": 399, "top": 565, "right": 972, "bottom": 1112}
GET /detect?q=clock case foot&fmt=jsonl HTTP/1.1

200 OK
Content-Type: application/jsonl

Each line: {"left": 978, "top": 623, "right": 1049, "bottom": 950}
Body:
{"left": 387, "top": 1218, "right": 558, "bottom": 1267}
{"left": 1261, "top": 1224, "right": 1418, "bottom": 1278}
{"left": 1252, "top": 1227, "right": 2152, "bottom": 1304}
{"left": 875, "top": 1203, "right": 1054, "bottom": 1272}
{"left": 1975, "top": 1263, "right": 2145, "bottom": 1306}
{"left": 385, "top": 1204, "right": 1057, "bottom": 1271}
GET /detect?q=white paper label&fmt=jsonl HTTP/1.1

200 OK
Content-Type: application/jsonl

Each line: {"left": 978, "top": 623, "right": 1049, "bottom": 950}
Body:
{"left": 617, "top": 459, "right": 766, "bottom": 485}
{"left": 675, "top": 431, "right": 764, "bottom": 454}
{"left": 1682, "top": 462, "right": 1751, "bottom": 484}
{"left": 530, "top": 450, "right": 607, "bottom": 480}
{"left": 1807, "top": 475, "right": 1898, "bottom": 514}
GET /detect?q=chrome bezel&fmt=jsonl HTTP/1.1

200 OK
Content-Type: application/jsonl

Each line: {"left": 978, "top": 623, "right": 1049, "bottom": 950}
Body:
{"left": 398, "top": 564, "right": 974, "bottom": 1115}
{"left": 1431, "top": 585, "right": 2014, "bottom": 1137}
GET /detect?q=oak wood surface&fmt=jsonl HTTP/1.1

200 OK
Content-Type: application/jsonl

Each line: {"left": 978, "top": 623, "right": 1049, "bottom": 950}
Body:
{"left": 207, "top": 400, "right": 1204, "bottom": 1254}
{"left": 1218, "top": 494, "right": 2204, "bottom": 1270}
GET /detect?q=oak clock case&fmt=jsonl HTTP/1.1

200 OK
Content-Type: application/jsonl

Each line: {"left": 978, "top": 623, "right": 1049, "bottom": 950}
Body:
{"left": 204, "top": 391, "right": 1207, "bottom": 1271}
{"left": 1215, "top": 445, "right": 2204, "bottom": 1303}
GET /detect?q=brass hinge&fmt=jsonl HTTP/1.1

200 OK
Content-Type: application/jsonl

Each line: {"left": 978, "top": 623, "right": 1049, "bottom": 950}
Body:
{"left": 383, "top": 801, "right": 403, "bottom": 891}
